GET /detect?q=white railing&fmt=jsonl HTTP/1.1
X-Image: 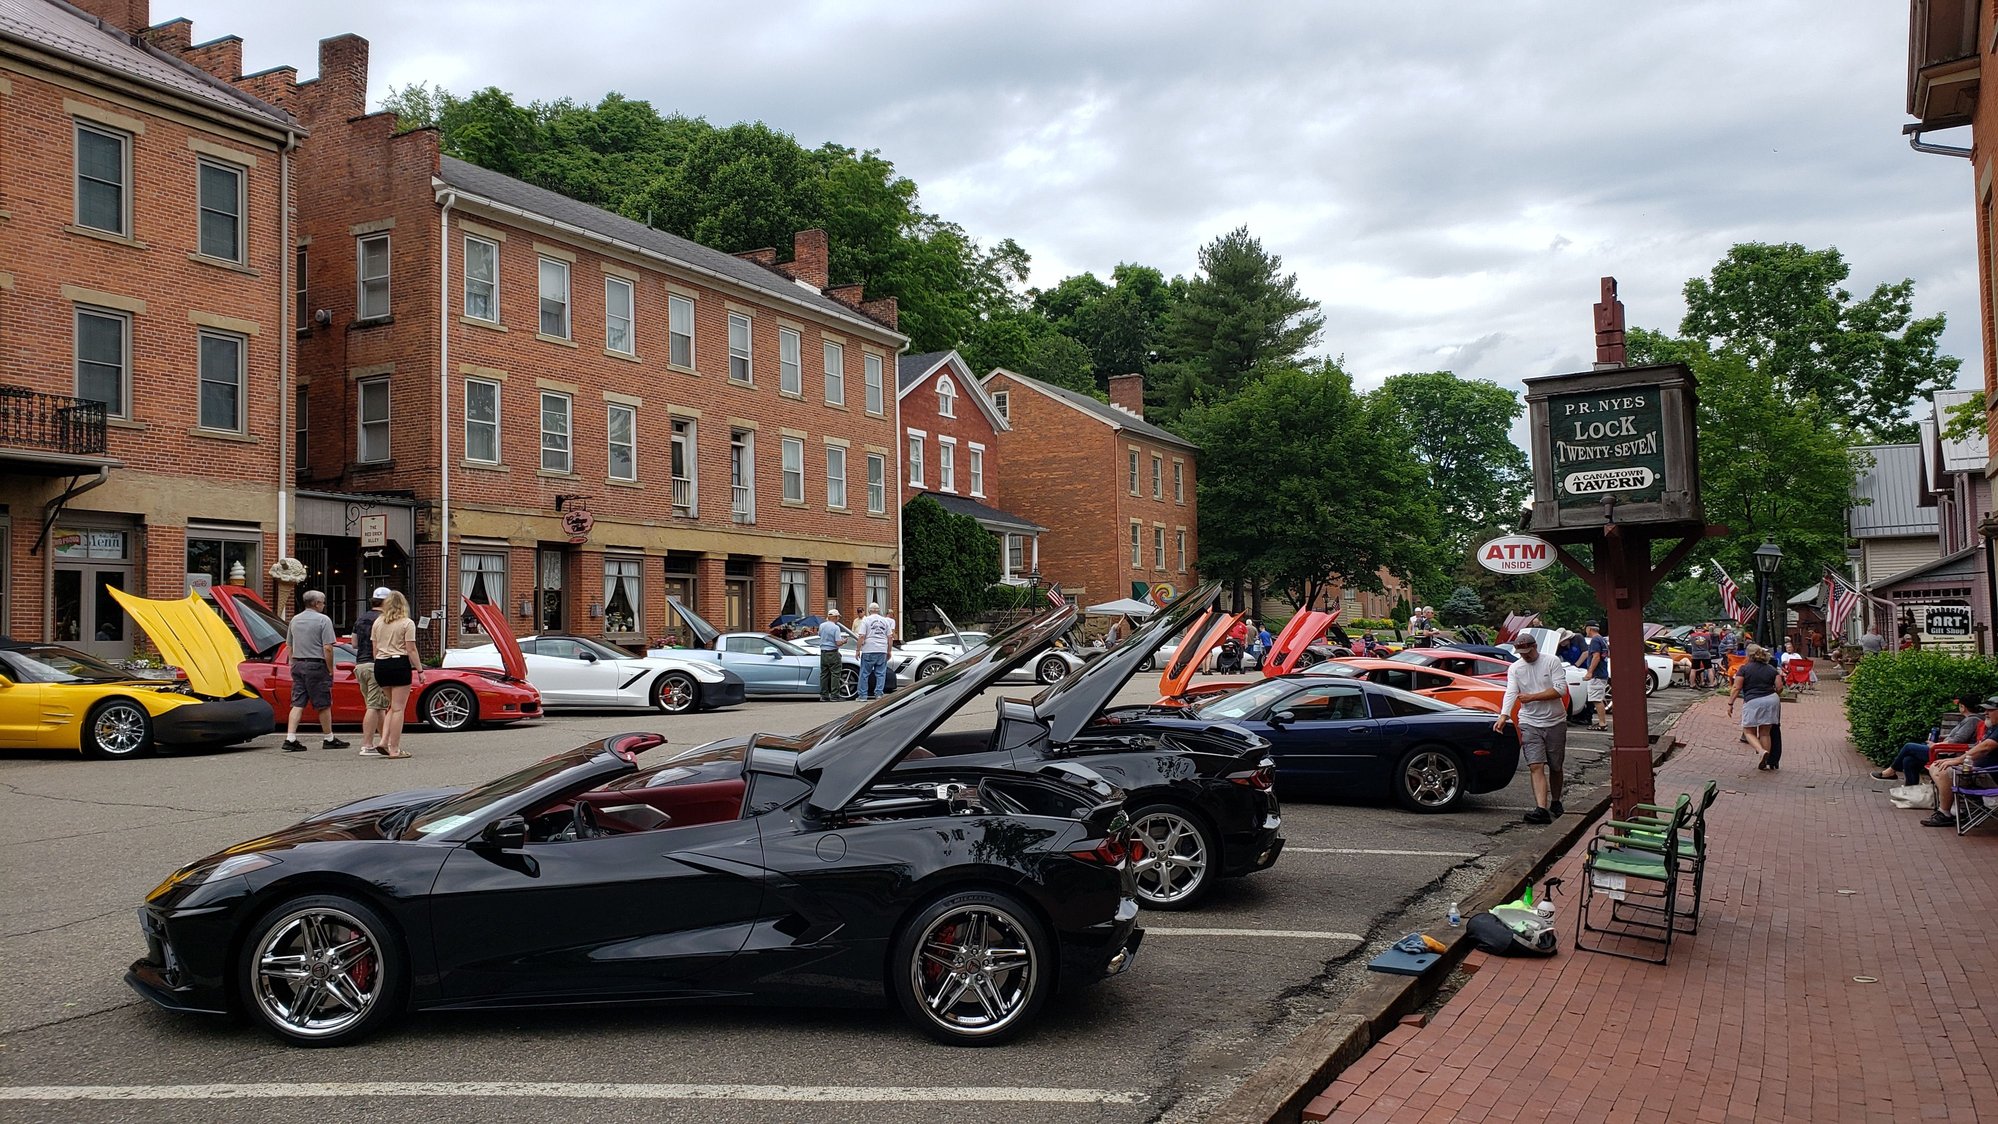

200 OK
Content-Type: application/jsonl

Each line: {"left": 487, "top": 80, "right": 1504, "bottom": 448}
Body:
{"left": 731, "top": 485, "right": 753, "bottom": 523}
{"left": 672, "top": 475, "right": 694, "bottom": 513}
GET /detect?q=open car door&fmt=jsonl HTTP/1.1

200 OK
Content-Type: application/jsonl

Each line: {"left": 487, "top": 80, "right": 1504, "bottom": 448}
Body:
{"left": 1263, "top": 610, "right": 1333, "bottom": 677}
{"left": 1157, "top": 607, "right": 1239, "bottom": 699}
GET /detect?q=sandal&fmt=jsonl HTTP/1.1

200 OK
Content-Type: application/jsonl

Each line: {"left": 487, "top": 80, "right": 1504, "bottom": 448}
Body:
{"left": 382, "top": 749, "right": 412, "bottom": 759}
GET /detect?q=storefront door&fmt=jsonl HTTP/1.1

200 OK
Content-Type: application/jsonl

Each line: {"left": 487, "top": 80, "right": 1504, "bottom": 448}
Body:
{"left": 50, "top": 525, "right": 135, "bottom": 660}
{"left": 724, "top": 578, "right": 751, "bottom": 632}
{"left": 536, "top": 546, "right": 567, "bottom": 634}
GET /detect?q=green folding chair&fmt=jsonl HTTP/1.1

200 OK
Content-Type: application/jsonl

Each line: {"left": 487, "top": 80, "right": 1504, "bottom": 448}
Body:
{"left": 1620, "top": 780, "right": 1720, "bottom": 934}
{"left": 1576, "top": 793, "right": 1691, "bottom": 964}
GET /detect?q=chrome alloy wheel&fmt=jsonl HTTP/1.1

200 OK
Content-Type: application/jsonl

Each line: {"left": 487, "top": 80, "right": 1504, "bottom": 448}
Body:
{"left": 1131, "top": 810, "right": 1210, "bottom": 905}
{"left": 1404, "top": 750, "right": 1462, "bottom": 809}
{"left": 424, "top": 684, "right": 475, "bottom": 730}
{"left": 911, "top": 905, "right": 1036, "bottom": 1038}
{"left": 251, "top": 907, "right": 384, "bottom": 1039}
{"left": 656, "top": 673, "right": 696, "bottom": 714}
{"left": 90, "top": 701, "right": 149, "bottom": 756}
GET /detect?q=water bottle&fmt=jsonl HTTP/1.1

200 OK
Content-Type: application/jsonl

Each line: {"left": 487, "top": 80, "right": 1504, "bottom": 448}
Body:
{"left": 1448, "top": 902, "right": 1461, "bottom": 927}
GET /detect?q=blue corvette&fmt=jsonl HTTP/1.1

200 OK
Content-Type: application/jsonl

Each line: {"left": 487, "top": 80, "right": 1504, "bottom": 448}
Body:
{"left": 1102, "top": 676, "right": 1519, "bottom": 812}
{"left": 653, "top": 600, "right": 864, "bottom": 700}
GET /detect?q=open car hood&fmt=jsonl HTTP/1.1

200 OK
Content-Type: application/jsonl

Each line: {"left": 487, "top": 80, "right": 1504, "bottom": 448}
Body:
{"left": 1042, "top": 581, "right": 1222, "bottom": 743}
{"left": 463, "top": 598, "right": 527, "bottom": 681}
{"left": 1265, "top": 610, "right": 1335, "bottom": 676}
{"left": 786, "top": 606, "right": 1081, "bottom": 814}
{"left": 664, "top": 597, "right": 721, "bottom": 648}
{"left": 1155, "top": 602, "right": 1239, "bottom": 699}
{"left": 105, "top": 588, "right": 249, "bottom": 698}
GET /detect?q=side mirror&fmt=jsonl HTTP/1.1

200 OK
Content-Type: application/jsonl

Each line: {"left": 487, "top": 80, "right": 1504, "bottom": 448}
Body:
{"left": 481, "top": 815, "right": 528, "bottom": 850}
{"left": 1268, "top": 709, "right": 1296, "bottom": 730}
{"left": 580, "top": 651, "right": 598, "bottom": 663}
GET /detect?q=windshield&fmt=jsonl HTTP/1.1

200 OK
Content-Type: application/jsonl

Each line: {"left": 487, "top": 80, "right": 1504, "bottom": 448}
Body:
{"left": 0, "top": 646, "right": 130, "bottom": 683}
{"left": 1190, "top": 679, "right": 1301, "bottom": 720}
{"left": 223, "top": 593, "right": 288, "bottom": 658}
{"left": 407, "top": 751, "right": 614, "bottom": 837}
{"left": 536, "top": 636, "right": 636, "bottom": 660}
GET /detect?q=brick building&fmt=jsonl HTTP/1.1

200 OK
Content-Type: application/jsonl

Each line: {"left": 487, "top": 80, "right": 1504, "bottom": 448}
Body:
{"left": 897, "top": 350, "right": 1043, "bottom": 585}
{"left": 266, "top": 34, "right": 906, "bottom": 648}
{"left": 0, "top": 0, "right": 301, "bottom": 658}
{"left": 983, "top": 370, "right": 1197, "bottom": 605}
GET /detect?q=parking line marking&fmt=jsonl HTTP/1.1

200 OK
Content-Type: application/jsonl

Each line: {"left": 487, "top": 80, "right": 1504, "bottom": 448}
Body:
{"left": 1145, "top": 927, "right": 1362, "bottom": 940}
{"left": 0, "top": 1083, "right": 1146, "bottom": 1105}
{"left": 1284, "top": 847, "right": 1480, "bottom": 858}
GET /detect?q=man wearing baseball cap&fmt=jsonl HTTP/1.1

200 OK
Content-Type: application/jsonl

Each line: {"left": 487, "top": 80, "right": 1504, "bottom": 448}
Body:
{"left": 352, "top": 587, "right": 392, "bottom": 757}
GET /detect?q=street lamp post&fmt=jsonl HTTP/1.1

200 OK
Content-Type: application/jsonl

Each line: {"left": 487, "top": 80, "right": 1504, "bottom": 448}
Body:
{"left": 1753, "top": 541, "right": 1783, "bottom": 650}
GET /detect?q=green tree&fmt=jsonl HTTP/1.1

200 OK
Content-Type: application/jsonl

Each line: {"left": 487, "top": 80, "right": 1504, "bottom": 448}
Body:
{"left": 1182, "top": 362, "right": 1435, "bottom": 609}
{"left": 1678, "top": 242, "right": 1958, "bottom": 443}
{"left": 1153, "top": 228, "right": 1324, "bottom": 424}
{"left": 1439, "top": 585, "right": 1486, "bottom": 626}
{"left": 900, "top": 496, "right": 1001, "bottom": 622}
{"left": 961, "top": 310, "right": 1097, "bottom": 395}
{"left": 1374, "top": 372, "right": 1530, "bottom": 590}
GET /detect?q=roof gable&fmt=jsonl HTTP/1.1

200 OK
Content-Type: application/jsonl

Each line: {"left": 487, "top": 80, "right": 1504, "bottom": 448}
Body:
{"left": 985, "top": 368, "right": 1197, "bottom": 451}
{"left": 896, "top": 350, "right": 1008, "bottom": 431}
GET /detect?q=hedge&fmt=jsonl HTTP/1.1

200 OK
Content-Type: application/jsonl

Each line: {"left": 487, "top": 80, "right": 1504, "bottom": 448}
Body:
{"left": 1843, "top": 650, "right": 1998, "bottom": 765}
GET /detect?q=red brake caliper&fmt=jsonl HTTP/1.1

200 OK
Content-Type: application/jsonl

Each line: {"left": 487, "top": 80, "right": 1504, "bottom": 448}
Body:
{"left": 922, "top": 923, "right": 959, "bottom": 987}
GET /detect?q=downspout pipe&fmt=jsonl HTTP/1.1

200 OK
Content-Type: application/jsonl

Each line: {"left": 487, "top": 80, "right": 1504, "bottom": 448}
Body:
{"left": 1906, "top": 127, "right": 1972, "bottom": 159}
{"left": 439, "top": 190, "right": 457, "bottom": 659}
{"left": 278, "top": 129, "right": 299, "bottom": 568}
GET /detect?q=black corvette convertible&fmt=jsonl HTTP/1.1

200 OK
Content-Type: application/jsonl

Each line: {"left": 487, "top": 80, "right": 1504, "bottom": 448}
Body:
{"left": 127, "top": 611, "right": 1150, "bottom": 1048}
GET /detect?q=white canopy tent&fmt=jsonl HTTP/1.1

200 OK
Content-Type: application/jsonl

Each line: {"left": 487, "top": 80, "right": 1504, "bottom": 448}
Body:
{"left": 1085, "top": 597, "right": 1157, "bottom": 618}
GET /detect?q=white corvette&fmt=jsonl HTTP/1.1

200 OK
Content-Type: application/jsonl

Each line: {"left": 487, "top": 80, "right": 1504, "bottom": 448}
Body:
{"left": 443, "top": 633, "right": 745, "bottom": 714}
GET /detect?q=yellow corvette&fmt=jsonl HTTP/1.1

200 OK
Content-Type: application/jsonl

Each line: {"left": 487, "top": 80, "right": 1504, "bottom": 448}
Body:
{"left": 0, "top": 591, "right": 273, "bottom": 759}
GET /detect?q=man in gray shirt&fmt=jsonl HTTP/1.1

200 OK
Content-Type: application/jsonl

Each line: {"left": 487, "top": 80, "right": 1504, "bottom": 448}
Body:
{"left": 282, "top": 590, "right": 349, "bottom": 753}
{"left": 1860, "top": 628, "right": 1886, "bottom": 655}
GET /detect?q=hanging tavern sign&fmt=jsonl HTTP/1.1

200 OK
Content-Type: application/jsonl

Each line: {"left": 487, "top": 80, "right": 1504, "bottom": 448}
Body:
{"left": 1523, "top": 363, "right": 1701, "bottom": 534}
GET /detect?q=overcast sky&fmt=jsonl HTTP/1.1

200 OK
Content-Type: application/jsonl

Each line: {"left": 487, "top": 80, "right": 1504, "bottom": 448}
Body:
{"left": 190, "top": 0, "right": 1977, "bottom": 395}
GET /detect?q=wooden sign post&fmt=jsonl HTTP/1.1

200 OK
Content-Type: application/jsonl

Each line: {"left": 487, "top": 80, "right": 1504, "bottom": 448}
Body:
{"left": 1523, "top": 279, "right": 1719, "bottom": 817}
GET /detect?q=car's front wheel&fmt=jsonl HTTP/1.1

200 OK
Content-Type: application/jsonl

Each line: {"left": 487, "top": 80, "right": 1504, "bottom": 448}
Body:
{"left": 835, "top": 665, "right": 860, "bottom": 701}
{"left": 81, "top": 698, "right": 153, "bottom": 760}
{"left": 1646, "top": 671, "right": 1661, "bottom": 697}
{"left": 892, "top": 889, "right": 1051, "bottom": 1046}
{"left": 1129, "top": 803, "right": 1217, "bottom": 909}
{"left": 1394, "top": 745, "right": 1465, "bottom": 812}
{"left": 1293, "top": 651, "right": 1321, "bottom": 670}
{"left": 915, "top": 659, "right": 948, "bottom": 680}
{"left": 419, "top": 682, "right": 478, "bottom": 731}
{"left": 1035, "top": 655, "right": 1070, "bottom": 685}
{"left": 241, "top": 894, "right": 405, "bottom": 1047}
{"left": 653, "top": 672, "right": 697, "bottom": 715}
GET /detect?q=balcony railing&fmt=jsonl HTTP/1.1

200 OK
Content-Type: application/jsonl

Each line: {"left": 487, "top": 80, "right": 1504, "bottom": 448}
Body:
{"left": 672, "top": 475, "right": 694, "bottom": 514}
{"left": 731, "top": 485, "right": 753, "bottom": 524}
{"left": 0, "top": 386, "right": 108, "bottom": 456}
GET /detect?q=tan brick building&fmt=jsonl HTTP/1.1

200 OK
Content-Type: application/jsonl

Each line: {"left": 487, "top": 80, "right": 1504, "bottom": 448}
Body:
{"left": 270, "top": 34, "right": 905, "bottom": 647}
{"left": 983, "top": 370, "right": 1197, "bottom": 606}
{"left": 0, "top": 0, "right": 301, "bottom": 658}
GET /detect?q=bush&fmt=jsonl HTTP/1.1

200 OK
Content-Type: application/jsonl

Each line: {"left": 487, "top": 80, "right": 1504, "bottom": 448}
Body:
{"left": 1347, "top": 617, "right": 1397, "bottom": 631}
{"left": 1843, "top": 651, "right": 1998, "bottom": 764}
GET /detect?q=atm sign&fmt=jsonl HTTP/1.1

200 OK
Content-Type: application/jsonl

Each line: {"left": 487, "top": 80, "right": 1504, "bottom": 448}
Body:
{"left": 1476, "top": 534, "right": 1557, "bottom": 575}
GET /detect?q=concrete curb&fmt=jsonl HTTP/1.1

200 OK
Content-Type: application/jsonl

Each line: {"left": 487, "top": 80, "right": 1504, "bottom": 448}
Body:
{"left": 1206, "top": 732, "right": 1683, "bottom": 1124}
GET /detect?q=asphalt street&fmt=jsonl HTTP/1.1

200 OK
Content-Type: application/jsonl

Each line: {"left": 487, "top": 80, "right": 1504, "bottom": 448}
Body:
{"left": 0, "top": 674, "right": 1700, "bottom": 1124}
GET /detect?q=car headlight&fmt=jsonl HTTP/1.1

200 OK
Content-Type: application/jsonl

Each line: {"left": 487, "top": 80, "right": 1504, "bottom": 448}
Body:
{"left": 147, "top": 853, "right": 280, "bottom": 902}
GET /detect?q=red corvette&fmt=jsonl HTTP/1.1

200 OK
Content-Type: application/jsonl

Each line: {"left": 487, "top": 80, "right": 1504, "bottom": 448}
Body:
{"left": 205, "top": 586, "right": 542, "bottom": 732}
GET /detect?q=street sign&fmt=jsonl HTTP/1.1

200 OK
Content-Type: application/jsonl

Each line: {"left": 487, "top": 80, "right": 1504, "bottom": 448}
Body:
{"left": 1548, "top": 387, "right": 1666, "bottom": 507}
{"left": 359, "top": 513, "right": 388, "bottom": 549}
{"left": 1476, "top": 533, "right": 1557, "bottom": 574}
{"left": 1523, "top": 363, "right": 1701, "bottom": 534}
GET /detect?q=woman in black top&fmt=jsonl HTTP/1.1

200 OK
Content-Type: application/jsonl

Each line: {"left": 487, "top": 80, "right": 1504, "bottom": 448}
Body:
{"left": 1729, "top": 646, "right": 1783, "bottom": 769}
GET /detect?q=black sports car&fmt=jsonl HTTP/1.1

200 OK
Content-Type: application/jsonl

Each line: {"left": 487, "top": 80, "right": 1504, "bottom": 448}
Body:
{"left": 1106, "top": 675, "right": 1520, "bottom": 812}
{"left": 911, "top": 583, "right": 1283, "bottom": 909}
{"left": 127, "top": 611, "right": 1147, "bottom": 1048}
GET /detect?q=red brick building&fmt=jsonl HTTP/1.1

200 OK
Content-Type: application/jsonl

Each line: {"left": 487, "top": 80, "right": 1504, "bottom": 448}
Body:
{"left": 897, "top": 350, "right": 1043, "bottom": 585}
{"left": 0, "top": 0, "right": 301, "bottom": 658}
{"left": 983, "top": 370, "right": 1197, "bottom": 605}
{"left": 266, "top": 34, "right": 906, "bottom": 648}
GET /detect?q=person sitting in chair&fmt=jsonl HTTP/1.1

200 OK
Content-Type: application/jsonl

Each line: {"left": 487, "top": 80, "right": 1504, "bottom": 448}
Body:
{"left": 1875, "top": 696, "right": 1980, "bottom": 784}
{"left": 1921, "top": 696, "right": 1998, "bottom": 827}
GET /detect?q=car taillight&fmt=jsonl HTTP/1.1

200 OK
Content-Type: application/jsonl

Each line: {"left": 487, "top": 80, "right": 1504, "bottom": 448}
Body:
{"left": 1228, "top": 763, "right": 1276, "bottom": 790}
{"left": 1070, "top": 835, "right": 1132, "bottom": 866}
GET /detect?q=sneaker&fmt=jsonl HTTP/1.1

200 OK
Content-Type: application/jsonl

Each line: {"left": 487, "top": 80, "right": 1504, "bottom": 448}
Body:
{"left": 1920, "top": 811, "right": 1954, "bottom": 827}
{"left": 281, "top": 739, "right": 307, "bottom": 752}
{"left": 358, "top": 746, "right": 384, "bottom": 757}
{"left": 323, "top": 737, "right": 351, "bottom": 749}
{"left": 1550, "top": 801, "right": 1565, "bottom": 817}
{"left": 1523, "top": 807, "right": 1553, "bottom": 824}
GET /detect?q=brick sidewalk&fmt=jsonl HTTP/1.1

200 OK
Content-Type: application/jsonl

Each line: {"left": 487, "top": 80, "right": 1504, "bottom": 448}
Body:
{"left": 1308, "top": 685, "right": 1997, "bottom": 1124}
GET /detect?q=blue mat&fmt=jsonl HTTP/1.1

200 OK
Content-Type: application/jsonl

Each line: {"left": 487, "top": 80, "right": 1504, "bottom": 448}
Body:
{"left": 1367, "top": 945, "right": 1440, "bottom": 976}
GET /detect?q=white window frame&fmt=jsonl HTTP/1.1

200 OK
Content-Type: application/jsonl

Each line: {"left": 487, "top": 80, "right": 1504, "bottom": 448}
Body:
{"left": 460, "top": 551, "right": 507, "bottom": 635}
{"left": 1152, "top": 455, "right": 1163, "bottom": 500}
{"left": 464, "top": 377, "right": 501, "bottom": 464}
{"left": 1006, "top": 533, "right": 1025, "bottom": 577}
{"left": 1174, "top": 461, "right": 1185, "bottom": 504}
{"left": 195, "top": 329, "right": 246, "bottom": 433}
{"left": 1130, "top": 523, "right": 1141, "bottom": 568}
{"left": 781, "top": 435, "right": 806, "bottom": 504}
{"left": 993, "top": 389, "right": 1009, "bottom": 421}
{"left": 779, "top": 567, "right": 809, "bottom": 618}
{"left": 865, "top": 353, "right": 884, "bottom": 415}
{"left": 357, "top": 233, "right": 391, "bottom": 321}
{"left": 907, "top": 431, "right": 925, "bottom": 487}
{"left": 865, "top": 570, "right": 890, "bottom": 611}
{"left": 607, "top": 402, "right": 637, "bottom": 482}
{"left": 779, "top": 326, "right": 802, "bottom": 395}
{"left": 727, "top": 312, "right": 753, "bottom": 383}
{"left": 74, "top": 306, "right": 130, "bottom": 419}
{"left": 1177, "top": 529, "right": 1187, "bottom": 573}
{"left": 357, "top": 376, "right": 391, "bottom": 463}
{"left": 867, "top": 452, "right": 887, "bottom": 514}
{"left": 730, "top": 429, "right": 755, "bottom": 523}
{"left": 605, "top": 275, "right": 635, "bottom": 355}
{"left": 968, "top": 444, "right": 985, "bottom": 497}
{"left": 463, "top": 235, "right": 499, "bottom": 323}
{"left": 1127, "top": 448, "right": 1139, "bottom": 494}
{"left": 603, "top": 555, "right": 643, "bottom": 635}
{"left": 540, "top": 390, "right": 573, "bottom": 474}
{"left": 823, "top": 339, "right": 845, "bottom": 406}
{"left": 1154, "top": 526, "right": 1166, "bottom": 570}
{"left": 938, "top": 437, "right": 957, "bottom": 493}
{"left": 671, "top": 417, "right": 697, "bottom": 515}
{"left": 668, "top": 293, "right": 695, "bottom": 368}
{"left": 73, "top": 121, "right": 130, "bottom": 236}
{"left": 937, "top": 374, "right": 957, "bottom": 418}
{"left": 538, "top": 256, "right": 571, "bottom": 340}
{"left": 195, "top": 157, "right": 246, "bottom": 264}
{"left": 826, "top": 444, "right": 848, "bottom": 510}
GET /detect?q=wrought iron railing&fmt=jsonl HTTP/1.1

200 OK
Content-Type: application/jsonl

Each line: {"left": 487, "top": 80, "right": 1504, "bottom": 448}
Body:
{"left": 0, "top": 386, "right": 108, "bottom": 455}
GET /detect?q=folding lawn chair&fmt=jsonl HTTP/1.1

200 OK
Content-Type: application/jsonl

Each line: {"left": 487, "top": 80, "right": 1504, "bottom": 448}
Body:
{"left": 1576, "top": 793, "right": 1692, "bottom": 965}
{"left": 1781, "top": 658, "right": 1815, "bottom": 693}
{"left": 1623, "top": 780, "right": 1720, "bottom": 934}
{"left": 1951, "top": 766, "right": 1998, "bottom": 836}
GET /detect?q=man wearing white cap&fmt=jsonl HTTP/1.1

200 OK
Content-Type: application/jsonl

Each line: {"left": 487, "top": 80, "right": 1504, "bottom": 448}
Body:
{"left": 352, "top": 587, "right": 392, "bottom": 756}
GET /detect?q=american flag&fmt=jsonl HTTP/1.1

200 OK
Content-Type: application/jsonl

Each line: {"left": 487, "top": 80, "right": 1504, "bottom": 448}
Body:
{"left": 1045, "top": 582, "right": 1066, "bottom": 610}
{"left": 1824, "top": 568, "right": 1861, "bottom": 639}
{"left": 1717, "top": 564, "right": 1757, "bottom": 625}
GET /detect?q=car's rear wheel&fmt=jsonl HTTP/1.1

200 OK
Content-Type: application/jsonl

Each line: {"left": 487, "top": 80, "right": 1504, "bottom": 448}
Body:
{"left": 1129, "top": 803, "right": 1217, "bottom": 910}
{"left": 419, "top": 682, "right": 478, "bottom": 731}
{"left": 1035, "top": 655, "right": 1070, "bottom": 685}
{"left": 241, "top": 894, "right": 404, "bottom": 1047}
{"left": 892, "top": 889, "right": 1051, "bottom": 1046}
{"left": 81, "top": 698, "right": 153, "bottom": 760}
{"left": 1646, "top": 671, "right": 1661, "bottom": 697}
{"left": 1294, "top": 651, "right": 1321, "bottom": 669}
{"left": 653, "top": 672, "right": 697, "bottom": 715}
{"left": 915, "top": 659, "right": 948, "bottom": 680}
{"left": 1137, "top": 655, "right": 1155, "bottom": 673}
{"left": 1394, "top": 745, "right": 1465, "bottom": 812}
{"left": 834, "top": 665, "right": 860, "bottom": 701}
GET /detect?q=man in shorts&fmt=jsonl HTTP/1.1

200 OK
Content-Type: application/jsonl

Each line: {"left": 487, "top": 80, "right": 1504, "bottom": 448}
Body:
{"left": 1581, "top": 621, "right": 1610, "bottom": 729}
{"left": 280, "top": 590, "right": 348, "bottom": 753}
{"left": 1496, "top": 632, "right": 1569, "bottom": 823}
{"left": 351, "top": 587, "right": 390, "bottom": 756}
{"left": 1686, "top": 622, "right": 1714, "bottom": 689}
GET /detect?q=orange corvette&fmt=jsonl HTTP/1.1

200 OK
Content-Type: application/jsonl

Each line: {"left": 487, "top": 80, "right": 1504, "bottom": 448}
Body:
{"left": 1325, "top": 657, "right": 1507, "bottom": 713}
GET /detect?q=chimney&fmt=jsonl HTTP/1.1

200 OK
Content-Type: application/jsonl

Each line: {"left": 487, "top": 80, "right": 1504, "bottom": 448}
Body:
{"left": 778, "top": 228, "right": 829, "bottom": 291}
{"left": 735, "top": 247, "right": 778, "bottom": 267}
{"left": 315, "top": 34, "right": 371, "bottom": 120}
{"left": 826, "top": 284, "right": 865, "bottom": 309}
{"left": 859, "top": 295, "right": 899, "bottom": 331}
{"left": 1107, "top": 373, "right": 1146, "bottom": 418}
{"left": 182, "top": 35, "right": 244, "bottom": 81}
{"left": 72, "top": 0, "right": 149, "bottom": 35}
{"left": 141, "top": 16, "right": 191, "bottom": 53}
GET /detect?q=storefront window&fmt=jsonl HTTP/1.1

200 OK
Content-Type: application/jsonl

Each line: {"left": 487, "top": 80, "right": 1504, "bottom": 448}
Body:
{"left": 460, "top": 551, "right": 507, "bottom": 634}
{"left": 864, "top": 570, "right": 890, "bottom": 613}
{"left": 186, "top": 536, "right": 259, "bottom": 594}
{"left": 780, "top": 568, "right": 808, "bottom": 617}
{"left": 604, "top": 556, "right": 642, "bottom": 635}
